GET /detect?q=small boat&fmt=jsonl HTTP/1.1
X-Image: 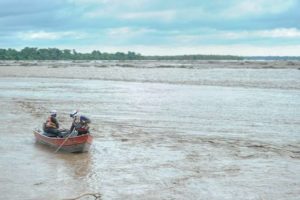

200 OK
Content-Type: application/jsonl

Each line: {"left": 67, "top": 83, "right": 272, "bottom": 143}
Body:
{"left": 33, "top": 129, "right": 93, "bottom": 153}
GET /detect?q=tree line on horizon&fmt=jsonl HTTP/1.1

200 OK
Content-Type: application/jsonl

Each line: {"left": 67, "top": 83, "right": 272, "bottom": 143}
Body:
{"left": 0, "top": 47, "right": 243, "bottom": 60}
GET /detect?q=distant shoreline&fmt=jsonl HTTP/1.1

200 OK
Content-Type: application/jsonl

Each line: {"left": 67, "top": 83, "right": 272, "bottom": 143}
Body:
{"left": 1, "top": 47, "right": 300, "bottom": 61}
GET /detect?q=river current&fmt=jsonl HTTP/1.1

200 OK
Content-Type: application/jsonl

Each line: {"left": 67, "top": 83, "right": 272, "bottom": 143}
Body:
{"left": 0, "top": 61, "right": 299, "bottom": 199}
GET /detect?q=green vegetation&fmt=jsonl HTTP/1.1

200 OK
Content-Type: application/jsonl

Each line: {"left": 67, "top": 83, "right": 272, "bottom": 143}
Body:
{"left": 0, "top": 47, "right": 142, "bottom": 60}
{"left": 0, "top": 47, "right": 243, "bottom": 60}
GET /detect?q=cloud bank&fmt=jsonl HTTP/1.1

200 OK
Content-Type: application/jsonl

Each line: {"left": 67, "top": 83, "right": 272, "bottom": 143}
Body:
{"left": 0, "top": 0, "right": 299, "bottom": 56}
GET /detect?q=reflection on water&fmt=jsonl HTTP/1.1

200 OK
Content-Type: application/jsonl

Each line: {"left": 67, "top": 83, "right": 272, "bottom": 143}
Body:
{"left": 34, "top": 140, "right": 99, "bottom": 193}
{"left": 57, "top": 152, "right": 93, "bottom": 178}
{"left": 34, "top": 142, "right": 93, "bottom": 178}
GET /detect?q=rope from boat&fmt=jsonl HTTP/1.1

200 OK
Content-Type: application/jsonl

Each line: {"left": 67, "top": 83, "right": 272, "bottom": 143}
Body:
{"left": 63, "top": 192, "right": 101, "bottom": 200}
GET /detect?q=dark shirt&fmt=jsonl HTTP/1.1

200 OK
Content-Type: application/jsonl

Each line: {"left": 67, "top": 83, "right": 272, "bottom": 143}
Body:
{"left": 44, "top": 116, "right": 59, "bottom": 130}
{"left": 51, "top": 117, "right": 59, "bottom": 129}
{"left": 69, "top": 116, "right": 90, "bottom": 135}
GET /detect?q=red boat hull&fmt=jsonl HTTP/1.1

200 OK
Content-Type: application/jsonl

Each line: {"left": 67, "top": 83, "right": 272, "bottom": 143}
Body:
{"left": 33, "top": 130, "right": 93, "bottom": 153}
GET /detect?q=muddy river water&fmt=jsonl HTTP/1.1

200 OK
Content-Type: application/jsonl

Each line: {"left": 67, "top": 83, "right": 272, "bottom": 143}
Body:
{"left": 0, "top": 60, "right": 299, "bottom": 199}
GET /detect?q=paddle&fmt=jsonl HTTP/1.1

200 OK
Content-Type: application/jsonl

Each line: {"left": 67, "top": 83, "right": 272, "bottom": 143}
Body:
{"left": 54, "top": 130, "right": 76, "bottom": 153}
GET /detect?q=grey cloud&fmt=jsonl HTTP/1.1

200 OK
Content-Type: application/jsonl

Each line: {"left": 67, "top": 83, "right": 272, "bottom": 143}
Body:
{"left": 0, "top": 0, "right": 64, "bottom": 17}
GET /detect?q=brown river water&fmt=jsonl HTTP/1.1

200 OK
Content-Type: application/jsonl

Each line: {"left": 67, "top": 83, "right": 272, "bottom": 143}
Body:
{"left": 0, "top": 60, "right": 300, "bottom": 200}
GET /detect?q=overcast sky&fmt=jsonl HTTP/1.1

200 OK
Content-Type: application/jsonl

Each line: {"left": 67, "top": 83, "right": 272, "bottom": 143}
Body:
{"left": 0, "top": 0, "right": 300, "bottom": 56}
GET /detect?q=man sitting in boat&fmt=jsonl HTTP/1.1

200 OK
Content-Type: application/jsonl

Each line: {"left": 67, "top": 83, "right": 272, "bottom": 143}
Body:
{"left": 43, "top": 110, "right": 62, "bottom": 137}
{"left": 69, "top": 110, "right": 91, "bottom": 136}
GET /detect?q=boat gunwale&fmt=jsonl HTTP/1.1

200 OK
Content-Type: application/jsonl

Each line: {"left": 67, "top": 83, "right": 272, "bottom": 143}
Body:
{"left": 34, "top": 130, "right": 91, "bottom": 140}
{"left": 33, "top": 129, "right": 93, "bottom": 152}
